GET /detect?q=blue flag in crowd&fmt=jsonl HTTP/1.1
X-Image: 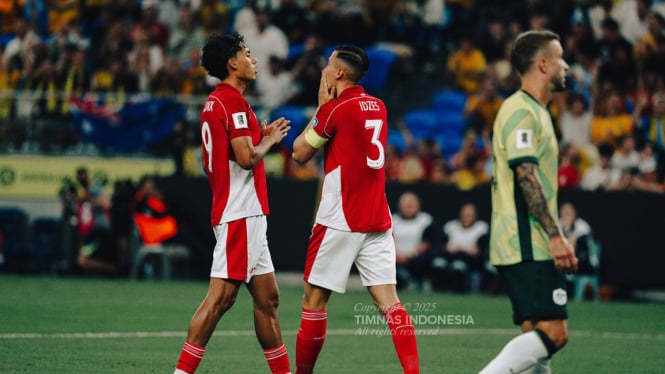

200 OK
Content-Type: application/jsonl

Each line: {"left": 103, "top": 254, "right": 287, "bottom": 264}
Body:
{"left": 71, "top": 97, "right": 185, "bottom": 152}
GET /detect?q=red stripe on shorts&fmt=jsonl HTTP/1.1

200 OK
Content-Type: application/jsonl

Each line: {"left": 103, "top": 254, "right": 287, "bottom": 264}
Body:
{"left": 226, "top": 219, "right": 248, "bottom": 280}
{"left": 303, "top": 224, "right": 327, "bottom": 282}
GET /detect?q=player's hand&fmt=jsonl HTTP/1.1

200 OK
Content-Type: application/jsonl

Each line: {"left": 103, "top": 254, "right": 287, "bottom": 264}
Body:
{"left": 318, "top": 70, "right": 336, "bottom": 106}
{"left": 262, "top": 118, "right": 291, "bottom": 144}
{"left": 550, "top": 234, "right": 578, "bottom": 274}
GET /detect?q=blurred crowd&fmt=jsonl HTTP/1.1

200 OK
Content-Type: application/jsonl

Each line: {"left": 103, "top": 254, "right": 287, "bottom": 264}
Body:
{"left": 0, "top": 0, "right": 664, "bottom": 192}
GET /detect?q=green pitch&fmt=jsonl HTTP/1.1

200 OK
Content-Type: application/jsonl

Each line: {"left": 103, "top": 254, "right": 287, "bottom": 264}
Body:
{"left": 1, "top": 275, "right": 664, "bottom": 373}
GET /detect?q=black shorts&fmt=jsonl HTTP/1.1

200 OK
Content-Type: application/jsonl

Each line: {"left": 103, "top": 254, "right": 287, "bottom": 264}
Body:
{"left": 497, "top": 260, "right": 568, "bottom": 325}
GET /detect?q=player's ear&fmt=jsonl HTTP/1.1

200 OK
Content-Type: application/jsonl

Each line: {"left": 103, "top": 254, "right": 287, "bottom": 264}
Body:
{"left": 537, "top": 56, "right": 548, "bottom": 74}
{"left": 228, "top": 57, "right": 237, "bottom": 71}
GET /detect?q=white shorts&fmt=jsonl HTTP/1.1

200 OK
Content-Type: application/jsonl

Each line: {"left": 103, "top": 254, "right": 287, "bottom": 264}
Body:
{"left": 304, "top": 224, "right": 396, "bottom": 293}
{"left": 210, "top": 215, "right": 274, "bottom": 283}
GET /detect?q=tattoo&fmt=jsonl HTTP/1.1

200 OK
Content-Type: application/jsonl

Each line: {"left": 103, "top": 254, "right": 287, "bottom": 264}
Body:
{"left": 515, "top": 162, "right": 561, "bottom": 238}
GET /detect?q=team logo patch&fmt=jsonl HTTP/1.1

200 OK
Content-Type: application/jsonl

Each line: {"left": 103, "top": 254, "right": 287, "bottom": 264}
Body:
{"left": 516, "top": 129, "right": 533, "bottom": 149}
{"left": 232, "top": 112, "right": 248, "bottom": 129}
{"left": 552, "top": 288, "right": 567, "bottom": 306}
{"left": 312, "top": 118, "right": 319, "bottom": 128}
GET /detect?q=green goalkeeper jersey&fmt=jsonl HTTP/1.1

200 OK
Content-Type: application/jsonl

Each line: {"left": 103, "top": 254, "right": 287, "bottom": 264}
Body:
{"left": 490, "top": 90, "right": 559, "bottom": 266}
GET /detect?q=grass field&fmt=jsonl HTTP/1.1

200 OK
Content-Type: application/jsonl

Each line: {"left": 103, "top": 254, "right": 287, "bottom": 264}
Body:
{"left": 1, "top": 275, "right": 664, "bottom": 373}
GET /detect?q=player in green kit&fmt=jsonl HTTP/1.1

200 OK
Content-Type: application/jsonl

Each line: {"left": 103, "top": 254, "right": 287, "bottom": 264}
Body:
{"left": 479, "top": 30, "right": 578, "bottom": 373}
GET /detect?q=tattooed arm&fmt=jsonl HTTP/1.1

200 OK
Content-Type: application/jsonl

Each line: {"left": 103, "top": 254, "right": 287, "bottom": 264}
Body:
{"left": 514, "top": 162, "right": 561, "bottom": 238}
{"left": 515, "top": 161, "right": 578, "bottom": 273}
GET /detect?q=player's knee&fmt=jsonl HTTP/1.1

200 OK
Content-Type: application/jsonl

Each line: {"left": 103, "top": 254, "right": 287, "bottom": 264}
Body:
{"left": 211, "top": 293, "right": 238, "bottom": 316}
{"left": 551, "top": 328, "right": 568, "bottom": 348}
{"left": 256, "top": 291, "right": 280, "bottom": 313}
{"left": 539, "top": 326, "right": 568, "bottom": 350}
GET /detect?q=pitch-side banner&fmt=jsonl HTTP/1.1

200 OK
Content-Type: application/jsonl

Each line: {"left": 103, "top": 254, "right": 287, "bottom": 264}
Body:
{"left": 0, "top": 155, "right": 174, "bottom": 199}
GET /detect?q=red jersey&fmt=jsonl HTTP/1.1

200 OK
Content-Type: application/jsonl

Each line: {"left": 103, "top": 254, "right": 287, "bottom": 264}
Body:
{"left": 200, "top": 83, "right": 269, "bottom": 226}
{"left": 311, "top": 85, "right": 392, "bottom": 232}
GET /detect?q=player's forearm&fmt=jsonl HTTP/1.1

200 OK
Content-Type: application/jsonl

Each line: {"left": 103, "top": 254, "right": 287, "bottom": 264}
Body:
{"left": 292, "top": 117, "right": 318, "bottom": 163}
{"left": 515, "top": 162, "right": 561, "bottom": 238}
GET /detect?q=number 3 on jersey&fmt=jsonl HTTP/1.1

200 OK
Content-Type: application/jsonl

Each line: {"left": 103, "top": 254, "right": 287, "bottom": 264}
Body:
{"left": 365, "top": 119, "right": 384, "bottom": 169}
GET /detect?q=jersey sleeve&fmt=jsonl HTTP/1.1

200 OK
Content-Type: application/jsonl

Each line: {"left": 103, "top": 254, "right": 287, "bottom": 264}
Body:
{"left": 502, "top": 108, "right": 539, "bottom": 167}
{"left": 312, "top": 101, "right": 336, "bottom": 139}
{"left": 224, "top": 95, "right": 253, "bottom": 139}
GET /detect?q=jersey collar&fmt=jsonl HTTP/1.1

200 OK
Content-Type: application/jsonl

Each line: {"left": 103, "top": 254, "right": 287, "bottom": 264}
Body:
{"left": 337, "top": 85, "right": 366, "bottom": 99}
{"left": 519, "top": 89, "right": 544, "bottom": 108}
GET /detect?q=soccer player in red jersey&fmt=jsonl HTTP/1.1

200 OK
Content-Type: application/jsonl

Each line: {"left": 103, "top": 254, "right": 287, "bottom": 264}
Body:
{"left": 291, "top": 45, "right": 420, "bottom": 374}
{"left": 173, "top": 32, "right": 292, "bottom": 374}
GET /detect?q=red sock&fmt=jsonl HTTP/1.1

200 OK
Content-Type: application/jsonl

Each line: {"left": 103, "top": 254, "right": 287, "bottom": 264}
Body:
{"left": 263, "top": 343, "right": 291, "bottom": 374}
{"left": 384, "top": 303, "right": 420, "bottom": 374}
{"left": 175, "top": 341, "right": 206, "bottom": 373}
{"left": 295, "top": 309, "right": 327, "bottom": 374}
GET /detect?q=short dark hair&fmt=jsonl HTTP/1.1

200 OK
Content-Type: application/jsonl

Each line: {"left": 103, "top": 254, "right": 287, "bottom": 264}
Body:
{"left": 334, "top": 45, "right": 369, "bottom": 84}
{"left": 601, "top": 17, "right": 619, "bottom": 31}
{"left": 201, "top": 32, "right": 246, "bottom": 81}
{"left": 510, "top": 30, "right": 560, "bottom": 76}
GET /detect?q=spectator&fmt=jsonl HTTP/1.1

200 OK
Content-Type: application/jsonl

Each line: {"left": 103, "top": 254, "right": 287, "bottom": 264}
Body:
{"left": 588, "top": 0, "right": 614, "bottom": 40}
{"left": 450, "top": 153, "right": 491, "bottom": 191}
{"left": 132, "top": 176, "right": 178, "bottom": 247}
{"left": 130, "top": 0, "right": 170, "bottom": 51}
{"left": 638, "top": 90, "right": 665, "bottom": 180}
{"left": 558, "top": 143, "right": 581, "bottom": 190}
{"left": 631, "top": 151, "right": 665, "bottom": 192}
{"left": 633, "top": 11, "right": 665, "bottom": 71}
{"left": 384, "top": 143, "right": 402, "bottom": 182}
{"left": 0, "top": 63, "right": 27, "bottom": 150}
{"left": 1, "top": 18, "right": 41, "bottom": 65}
{"left": 392, "top": 191, "right": 436, "bottom": 290}
{"left": 559, "top": 93, "right": 593, "bottom": 149}
{"left": 256, "top": 56, "right": 296, "bottom": 119}
{"left": 29, "top": 59, "right": 68, "bottom": 152}
{"left": 559, "top": 202, "right": 600, "bottom": 300}
{"left": 431, "top": 202, "right": 488, "bottom": 293}
{"left": 243, "top": 7, "right": 288, "bottom": 81}
{"left": 429, "top": 156, "right": 453, "bottom": 185}
{"left": 179, "top": 48, "right": 209, "bottom": 96}
{"left": 128, "top": 29, "right": 165, "bottom": 92}
{"left": 168, "top": 7, "right": 205, "bottom": 66}
{"left": 151, "top": 61, "right": 183, "bottom": 97}
{"left": 597, "top": 18, "right": 637, "bottom": 93}
{"left": 46, "top": 0, "right": 80, "bottom": 35}
{"left": 463, "top": 76, "right": 503, "bottom": 137}
{"left": 396, "top": 146, "right": 426, "bottom": 184}
{"left": 580, "top": 143, "right": 621, "bottom": 191}
{"left": 94, "top": 20, "right": 133, "bottom": 74}
{"left": 476, "top": 16, "right": 509, "bottom": 64}
{"left": 610, "top": 134, "right": 640, "bottom": 173}
{"left": 616, "top": 0, "right": 651, "bottom": 45}
{"left": 417, "top": 138, "right": 442, "bottom": 182}
{"left": 59, "top": 46, "right": 90, "bottom": 115}
{"left": 272, "top": 0, "right": 309, "bottom": 45}
{"left": 232, "top": 0, "right": 258, "bottom": 37}
{"left": 564, "top": 7, "right": 599, "bottom": 65}
{"left": 590, "top": 90, "right": 635, "bottom": 147}
{"left": 446, "top": 34, "right": 487, "bottom": 94}
{"left": 449, "top": 130, "right": 489, "bottom": 171}
{"left": 91, "top": 56, "right": 139, "bottom": 108}
{"left": 288, "top": 34, "right": 326, "bottom": 108}
{"left": 198, "top": 0, "right": 231, "bottom": 36}
{"left": 71, "top": 167, "right": 121, "bottom": 276}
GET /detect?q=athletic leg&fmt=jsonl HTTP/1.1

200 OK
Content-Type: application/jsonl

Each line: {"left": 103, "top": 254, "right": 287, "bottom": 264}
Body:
{"left": 368, "top": 284, "right": 419, "bottom": 374}
{"left": 295, "top": 282, "right": 332, "bottom": 374}
{"left": 174, "top": 278, "right": 241, "bottom": 373}
{"left": 247, "top": 272, "right": 291, "bottom": 374}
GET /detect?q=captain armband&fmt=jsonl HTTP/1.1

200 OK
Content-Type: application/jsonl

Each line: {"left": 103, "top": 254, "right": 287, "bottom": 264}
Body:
{"left": 304, "top": 128, "right": 329, "bottom": 149}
